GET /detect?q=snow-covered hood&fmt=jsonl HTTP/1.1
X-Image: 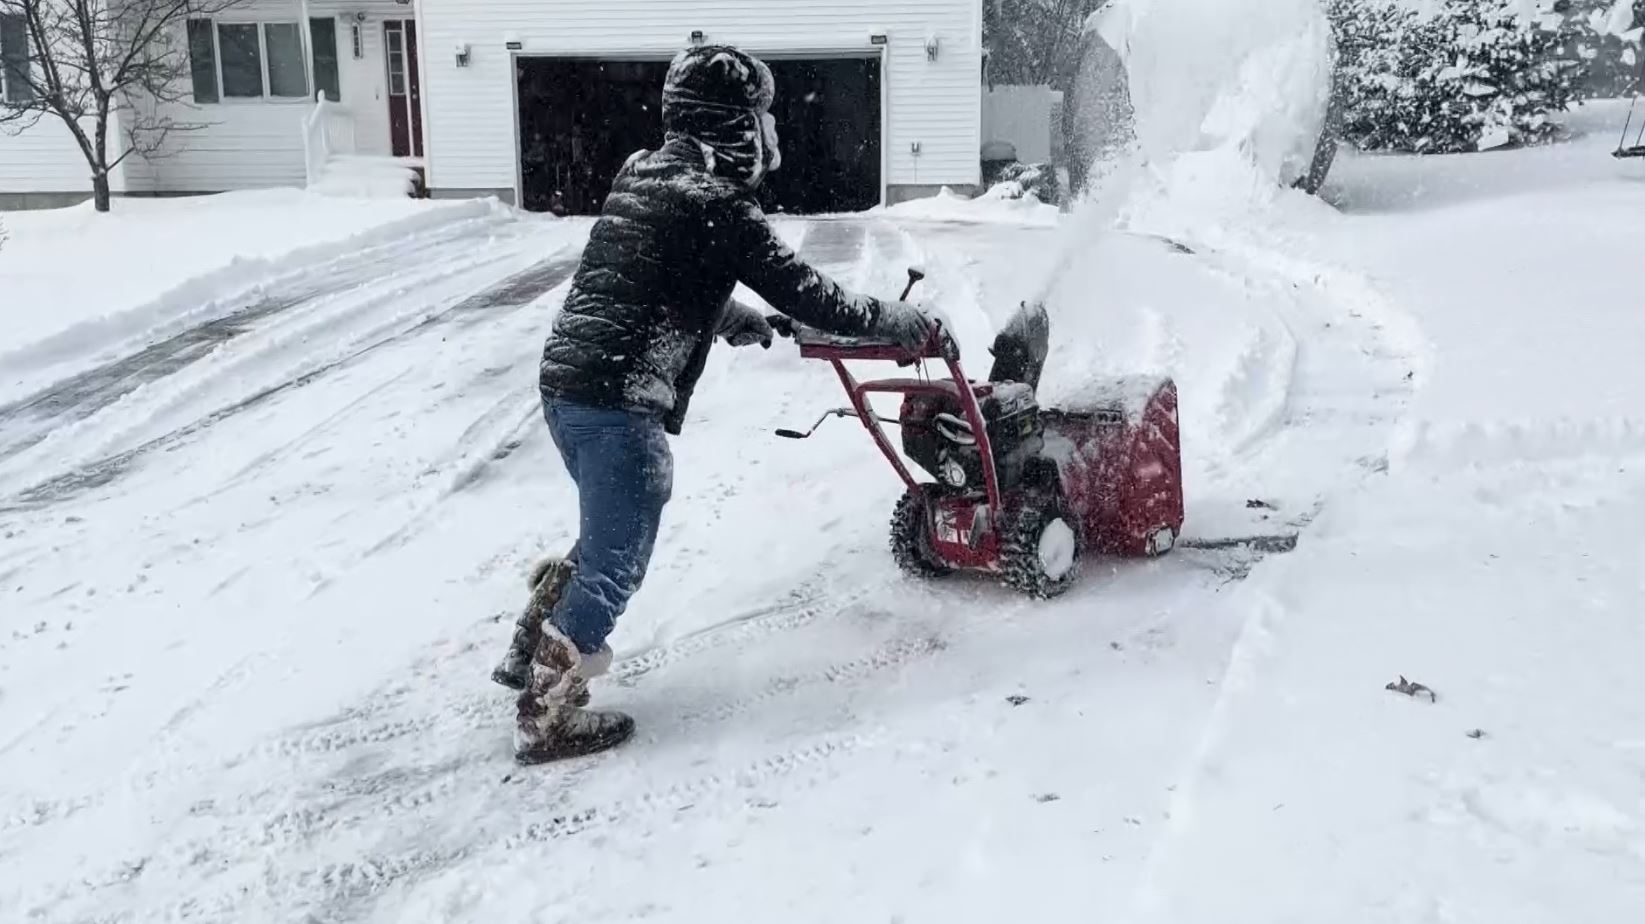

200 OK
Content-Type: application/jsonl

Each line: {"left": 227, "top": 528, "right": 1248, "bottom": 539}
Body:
{"left": 662, "top": 46, "right": 783, "bottom": 188}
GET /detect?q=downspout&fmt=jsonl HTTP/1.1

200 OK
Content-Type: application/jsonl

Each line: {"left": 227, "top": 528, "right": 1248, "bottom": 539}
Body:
{"left": 411, "top": 0, "right": 434, "bottom": 188}
{"left": 298, "top": 0, "right": 315, "bottom": 97}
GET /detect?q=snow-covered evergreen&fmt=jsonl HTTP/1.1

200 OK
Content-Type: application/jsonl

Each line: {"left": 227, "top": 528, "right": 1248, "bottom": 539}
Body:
{"left": 1328, "top": 0, "right": 1642, "bottom": 154}
{"left": 1330, "top": 0, "right": 1599, "bottom": 153}
{"left": 1563, "top": 0, "right": 1645, "bottom": 95}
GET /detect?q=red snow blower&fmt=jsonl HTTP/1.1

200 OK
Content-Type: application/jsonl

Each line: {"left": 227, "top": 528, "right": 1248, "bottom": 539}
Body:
{"left": 774, "top": 268, "right": 1184, "bottom": 598}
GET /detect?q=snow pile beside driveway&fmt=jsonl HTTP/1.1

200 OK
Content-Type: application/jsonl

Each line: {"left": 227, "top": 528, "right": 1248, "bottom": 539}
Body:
{"left": 874, "top": 186, "right": 1062, "bottom": 227}
{"left": 1121, "top": 113, "right": 1645, "bottom": 923}
{"left": 0, "top": 190, "right": 498, "bottom": 400}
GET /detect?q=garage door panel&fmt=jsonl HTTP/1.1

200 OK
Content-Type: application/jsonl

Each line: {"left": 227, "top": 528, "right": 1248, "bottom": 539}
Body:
{"left": 758, "top": 57, "right": 882, "bottom": 214}
{"left": 516, "top": 56, "right": 881, "bottom": 215}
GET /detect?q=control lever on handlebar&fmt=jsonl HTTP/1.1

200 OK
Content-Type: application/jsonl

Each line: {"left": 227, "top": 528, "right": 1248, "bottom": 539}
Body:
{"left": 775, "top": 406, "right": 900, "bottom": 440}
{"left": 899, "top": 266, "right": 926, "bottom": 302}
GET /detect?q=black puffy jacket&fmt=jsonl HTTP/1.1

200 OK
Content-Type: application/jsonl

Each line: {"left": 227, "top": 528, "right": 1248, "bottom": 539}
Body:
{"left": 539, "top": 139, "right": 890, "bottom": 434}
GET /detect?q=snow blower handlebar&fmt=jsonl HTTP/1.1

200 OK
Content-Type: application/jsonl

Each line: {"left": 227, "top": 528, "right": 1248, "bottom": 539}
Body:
{"left": 766, "top": 266, "right": 952, "bottom": 362}
{"left": 772, "top": 267, "right": 1005, "bottom": 516}
{"left": 768, "top": 273, "right": 955, "bottom": 364}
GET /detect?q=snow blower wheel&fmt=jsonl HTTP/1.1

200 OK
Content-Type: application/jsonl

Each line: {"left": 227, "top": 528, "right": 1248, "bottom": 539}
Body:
{"left": 1002, "top": 497, "right": 1081, "bottom": 599}
{"left": 890, "top": 488, "right": 953, "bottom": 578}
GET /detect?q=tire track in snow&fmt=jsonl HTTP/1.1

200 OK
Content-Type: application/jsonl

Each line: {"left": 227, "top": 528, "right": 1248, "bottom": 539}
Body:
{"left": 60, "top": 556, "right": 1248, "bottom": 923}
{"left": 5, "top": 236, "right": 554, "bottom": 493}
{"left": 0, "top": 243, "right": 584, "bottom": 512}
{"left": 0, "top": 216, "right": 523, "bottom": 464}
{"left": 15, "top": 582, "right": 893, "bottom": 921}
{"left": 241, "top": 731, "right": 881, "bottom": 924}
{"left": 124, "top": 730, "right": 889, "bottom": 924}
{"left": 116, "top": 559, "right": 1241, "bottom": 922}
{"left": 2, "top": 582, "right": 853, "bottom": 866}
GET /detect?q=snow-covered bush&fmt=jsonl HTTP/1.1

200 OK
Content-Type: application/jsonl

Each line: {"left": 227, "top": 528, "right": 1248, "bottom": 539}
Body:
{"left": 984, "top": 161, "right": 1061, "bottom": 204}
{"left": 1330, "top": 0, "right": 1590, "bottom": 153}
{"left": 1560, "top": 0, "right": 1645, "bottom": 96}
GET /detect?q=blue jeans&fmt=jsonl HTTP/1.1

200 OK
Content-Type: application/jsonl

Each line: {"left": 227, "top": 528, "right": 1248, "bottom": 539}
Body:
{"left": 543, "top": 398, "right": 674, "bottom": 654}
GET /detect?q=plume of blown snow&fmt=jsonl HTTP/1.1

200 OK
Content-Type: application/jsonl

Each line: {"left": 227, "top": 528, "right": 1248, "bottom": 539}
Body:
{"left": 1087, "top": 0, "right": 1333, "bottom": 192}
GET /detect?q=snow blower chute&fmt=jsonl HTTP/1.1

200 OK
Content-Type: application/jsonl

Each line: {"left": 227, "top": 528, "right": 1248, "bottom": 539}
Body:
{"left": 773, "top": 269, "right": 1185, "bottom": 598}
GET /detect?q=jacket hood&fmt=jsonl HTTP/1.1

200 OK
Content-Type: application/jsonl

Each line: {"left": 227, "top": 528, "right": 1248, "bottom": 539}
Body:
{"left": 661, "top": 46, "right": 782, "bottom": 187}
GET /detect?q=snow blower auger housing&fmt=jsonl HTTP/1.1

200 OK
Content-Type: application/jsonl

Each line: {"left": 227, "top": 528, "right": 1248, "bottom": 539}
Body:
{"left": 774, "top": 268, "right": 1185, "bottom": 598}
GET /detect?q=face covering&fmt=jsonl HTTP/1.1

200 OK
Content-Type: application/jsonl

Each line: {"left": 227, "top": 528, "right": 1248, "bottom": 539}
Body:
{"left": 760, "top": 110, "right": 783, "bottom": 174}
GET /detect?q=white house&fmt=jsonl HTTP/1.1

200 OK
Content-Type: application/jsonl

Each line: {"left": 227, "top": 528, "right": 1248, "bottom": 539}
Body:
{"left": 1, "top": 0, "right": 985, "bottom": 212}
{"left": 125, "top": 0, "right": 429, "bottom": 194}
{"left": 415, "top": 0, "right": 983, "bottom": 212}
{"left": 0, "top": 0, "right": 424, "bottom": 207}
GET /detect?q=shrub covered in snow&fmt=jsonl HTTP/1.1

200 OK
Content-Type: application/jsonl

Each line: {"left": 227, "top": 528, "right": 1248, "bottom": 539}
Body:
{"left": 1328, "top": 0, "right": 1618, "bottom": 154}
{"left": 1561, "top": 0, "right": 1645, "bottom": 96}
{"left": 983, "top": 161, "right": 1062, "bottom": 204}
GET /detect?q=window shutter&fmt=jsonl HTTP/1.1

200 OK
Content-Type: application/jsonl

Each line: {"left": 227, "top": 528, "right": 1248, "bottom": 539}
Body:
{"left": 1, "top": 14, "right": 34, "bottom": 104}
{"left": 187, "top": 19, "right": 218, "bottom": 104}
{"left": 309, "top": 18, "right": 340, "bottom": 102}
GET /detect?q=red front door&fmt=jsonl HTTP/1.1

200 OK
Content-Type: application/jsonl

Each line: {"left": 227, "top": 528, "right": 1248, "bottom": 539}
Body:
{"left": 385, "top": 20, "right": 424, "bottom": 158}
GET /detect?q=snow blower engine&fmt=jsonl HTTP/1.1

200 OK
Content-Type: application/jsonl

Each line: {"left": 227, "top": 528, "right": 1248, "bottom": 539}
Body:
{"left": 773, "top": 268, "right": 1185, "bottom": 598}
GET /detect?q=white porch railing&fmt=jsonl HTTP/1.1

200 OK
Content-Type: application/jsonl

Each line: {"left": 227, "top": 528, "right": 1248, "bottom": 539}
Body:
{"left": 302, "top": 91, "right": 358, "bottom": 188}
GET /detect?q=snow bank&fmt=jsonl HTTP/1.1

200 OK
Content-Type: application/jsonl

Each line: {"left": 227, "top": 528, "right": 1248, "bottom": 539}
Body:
{"left": 871, "top": 186, "right": 1061, "bottom": 227}
{"left": 1090, "top": 0, "right": 1333, "bottom": 189}
{"left": 1131, "top": 450, "right": 1645, "bottom": 924}
{"left": 0, "top": 190, "right": 498, "bottom": 394}
{"left": 1123, "top": 107, "right": 1645, "bottom": 924}
{"left": 308, "top": 159, "right": 421, "bottom": 199}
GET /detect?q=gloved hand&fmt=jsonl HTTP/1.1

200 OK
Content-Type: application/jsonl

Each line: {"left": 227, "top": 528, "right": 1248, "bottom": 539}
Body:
{"left": 873, "top": 301, "right": 939, "bottom": 353}
{"left": 718, "top": 301, "right": 775, "bottom": 349}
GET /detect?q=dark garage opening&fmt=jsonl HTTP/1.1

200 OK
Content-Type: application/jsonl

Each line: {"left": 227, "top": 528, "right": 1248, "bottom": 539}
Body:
{"left": 517, "top": 56, "right": 881, "bottom": 215}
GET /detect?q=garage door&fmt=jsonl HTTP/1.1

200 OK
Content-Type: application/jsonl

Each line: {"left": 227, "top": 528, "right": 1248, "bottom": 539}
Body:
{"left": 516, "top": 55, "right": 882, "bottom": 216}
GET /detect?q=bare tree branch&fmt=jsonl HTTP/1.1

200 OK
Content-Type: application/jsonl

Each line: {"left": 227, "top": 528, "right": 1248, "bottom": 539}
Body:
{"left": 1, "top": 0, "right": 244, "bottom": 211}
{"left": 985, "top": 0, "right": 1106, "bottom": 91}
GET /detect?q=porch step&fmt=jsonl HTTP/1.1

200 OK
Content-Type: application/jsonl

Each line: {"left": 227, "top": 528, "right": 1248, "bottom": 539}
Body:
{"left": 309, "top": 155, "right": 425, "bottom": 199}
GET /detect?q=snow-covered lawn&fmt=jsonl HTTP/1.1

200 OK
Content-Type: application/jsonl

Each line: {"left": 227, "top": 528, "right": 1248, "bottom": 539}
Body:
{"left": 1124, "top": 104, "right": 1645, "bottom": 922}
{"left": 2, "top": 105, "right": 1643, "bottom": 922}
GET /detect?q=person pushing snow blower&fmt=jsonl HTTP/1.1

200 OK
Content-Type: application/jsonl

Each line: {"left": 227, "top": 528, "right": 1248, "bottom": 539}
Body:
{"left": 495, "top": 45, "right": 937, "bottom": 764}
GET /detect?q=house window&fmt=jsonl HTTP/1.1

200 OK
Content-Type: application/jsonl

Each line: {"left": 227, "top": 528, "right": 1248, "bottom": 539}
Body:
{"left": 187, "top": 18, "right": 341, "bottom": 103}
{"left": 1, "top": 14, "right": 34, "bottom": 104}
{"left": 385, "top": 22, "right": 408, "bottom": 97}
{"left": 219, "top": 23, "right": 268, "bottom": 98}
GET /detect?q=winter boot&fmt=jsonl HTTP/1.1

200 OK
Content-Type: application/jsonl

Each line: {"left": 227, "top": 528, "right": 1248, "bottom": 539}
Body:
{"left": 514, "top": 624, "right": 634, "bottom": 764}
{"left": 491, "top": 557, "right": 576, "bottom": 692}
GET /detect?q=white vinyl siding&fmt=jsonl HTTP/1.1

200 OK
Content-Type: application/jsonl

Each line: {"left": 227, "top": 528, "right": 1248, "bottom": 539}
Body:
{"left": 416, "top": 0, "right": 981, "bottom": 197}
{"left": 122, "top": 0, "right": 411, "bottom": 194}
{"left": 0, "top": 113, "right": 132, "bottom": 196}
{"left": 0, "top": 18, "right": 128, "bottom": 196}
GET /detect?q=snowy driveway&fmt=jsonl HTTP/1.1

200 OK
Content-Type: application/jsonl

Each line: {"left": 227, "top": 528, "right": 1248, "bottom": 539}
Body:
{"left": 0, "top": 211, "right": 1418, "bottom": 922}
